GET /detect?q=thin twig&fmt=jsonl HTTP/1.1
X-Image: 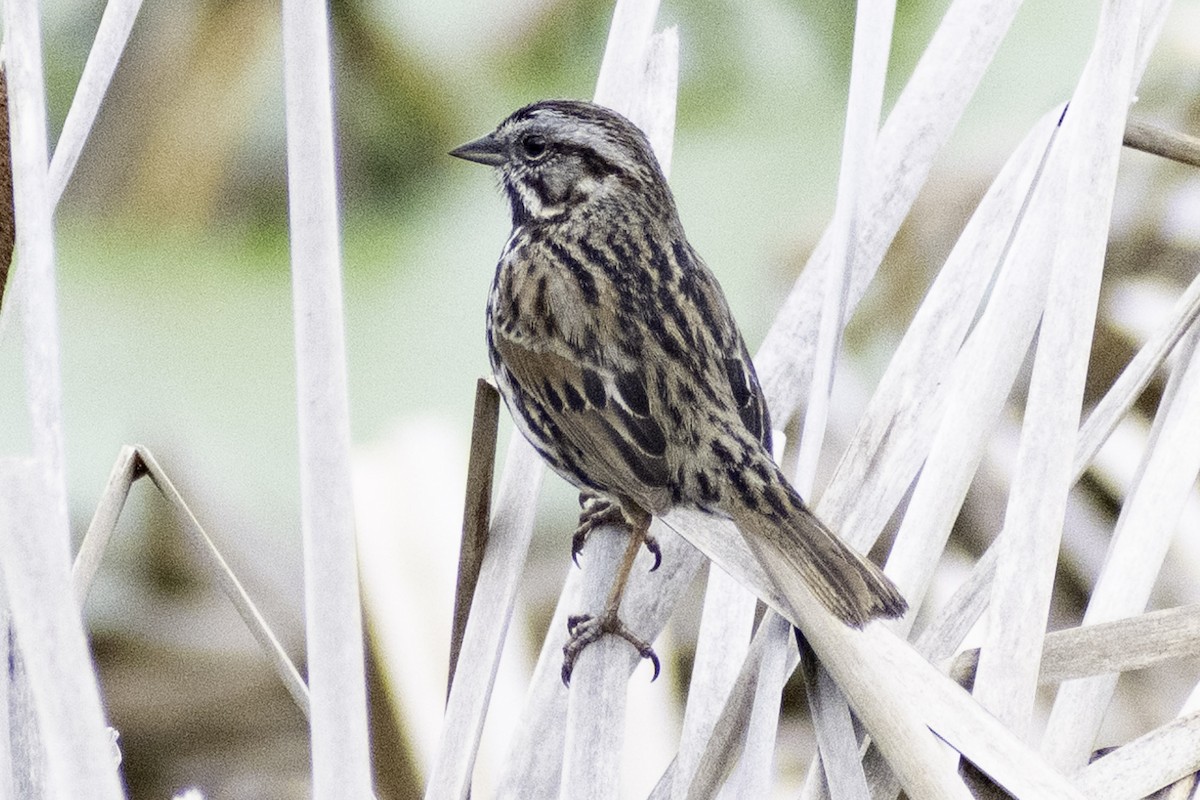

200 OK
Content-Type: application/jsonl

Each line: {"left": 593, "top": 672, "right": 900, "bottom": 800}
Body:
{"left": 70, "top": 444, "right": 143, "bottom": 606}
{"left": 136, "top": 448, "right": 312, "bottom": 719}
{"left": 448, "top": 379, "right": 500, "bottom": 701}
{"left": 1123, "top": 119, "right": 1200, "bottom": 168}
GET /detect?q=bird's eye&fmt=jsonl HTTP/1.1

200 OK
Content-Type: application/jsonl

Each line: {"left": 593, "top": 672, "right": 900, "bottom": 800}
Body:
{"left": 521, "top": 134, "right": 548, "bottom": 160}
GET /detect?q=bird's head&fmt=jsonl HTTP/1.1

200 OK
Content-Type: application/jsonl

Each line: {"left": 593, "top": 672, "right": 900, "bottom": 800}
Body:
{"left": 450, "top": 99, "right": 674, "bottom": 227}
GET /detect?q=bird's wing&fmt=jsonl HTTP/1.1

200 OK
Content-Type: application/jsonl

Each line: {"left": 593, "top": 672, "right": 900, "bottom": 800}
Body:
{"left": 675, "top": 242, "right": 773, "bottom": 449}
{"left": 492, "top": 327, "right": 673, "bottom": 507}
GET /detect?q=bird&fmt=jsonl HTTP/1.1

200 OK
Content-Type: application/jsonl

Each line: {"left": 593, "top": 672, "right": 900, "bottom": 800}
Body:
{"left": 450, "top": 99, "right": 906, "bottom": 684}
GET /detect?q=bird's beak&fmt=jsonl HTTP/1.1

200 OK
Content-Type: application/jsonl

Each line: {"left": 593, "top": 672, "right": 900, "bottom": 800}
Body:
{"left": 449, "top": 133, "right": 506, "bottom": 166}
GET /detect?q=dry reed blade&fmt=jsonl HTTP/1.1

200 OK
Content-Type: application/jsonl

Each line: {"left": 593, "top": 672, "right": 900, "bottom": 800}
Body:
{"left": 1076, "top": 709, "right": 1200, "bottom": 799}
{"left": 0, "top": 460, "right": 123, "bottom": 798}
{"left": 663, "top": 508, "right": 977, "bottom": 800}
{"left": 902, "top": 265, "right": 1200, "bottom": 669}
{"left": 1123, "top": 119, "right": 1200, "bottom": 169}
{"left": 755, "top": 0, "right": 1025, "bottom": 420}
{"left": 46, "top": 0, "right": 144, "bottom": 207}
{"left": 672, "top": 2, "right": 1037, "bottom": 796}
{"left": 0, "top": 0, "right": 123, "bottom": 791}
{"left": 662, "top": 502, "right": 1091, "bottom": 799}
{"left": 1043, "top": 324, "right": 1200, "bottom": 769}
{"left": 281, "top": 0, "right": 371, "bottom": 793}
{"left": 972, "top": 0, "right": 1144, "bottom": 735}
{"left": 1074, "top": 264, "right": 1200, "bottom": 479}
{"left": 667, "top": 560, "right": 755, "bottom": 799}
{"left": 948, "top": 603, "right": 1200, "bottom": 686}
{"left": 787, "top": 3, "right": 894, "bottom": 795}
{"left": 67, "top": 445, "right": 312, "bottom": 717}
{"left": 820, "top": 106, "right": 1061, "bottom": 555}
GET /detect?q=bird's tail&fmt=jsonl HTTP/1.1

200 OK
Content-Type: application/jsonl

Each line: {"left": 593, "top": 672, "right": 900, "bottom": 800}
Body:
{"left": 723, "top": 457, "right": 906, "bottom": 627}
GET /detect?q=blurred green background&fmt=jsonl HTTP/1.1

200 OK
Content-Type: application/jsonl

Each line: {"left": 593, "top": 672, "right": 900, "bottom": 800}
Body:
{"left": 3, "top": 0, "right": 1199, "bottom": 797}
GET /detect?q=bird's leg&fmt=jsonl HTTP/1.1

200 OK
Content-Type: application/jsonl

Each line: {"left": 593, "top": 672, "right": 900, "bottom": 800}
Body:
{"left": 571, "top": 491, "right": 661, "bottom": 570}
{"left": 561, "top": 507, "right": 661, "bottom": 686}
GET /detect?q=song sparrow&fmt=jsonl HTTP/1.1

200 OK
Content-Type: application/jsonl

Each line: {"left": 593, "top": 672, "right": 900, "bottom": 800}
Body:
{"left": 452, "top": 100, "right": 906, "bottom": 684}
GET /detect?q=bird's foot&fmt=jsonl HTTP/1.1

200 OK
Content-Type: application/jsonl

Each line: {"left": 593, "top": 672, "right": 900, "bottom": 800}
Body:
{"left": 572, "top": 493, "right": 661, "bottom": 570}
{"left": 561, "top": 612, "right": 660, "bottom": 687}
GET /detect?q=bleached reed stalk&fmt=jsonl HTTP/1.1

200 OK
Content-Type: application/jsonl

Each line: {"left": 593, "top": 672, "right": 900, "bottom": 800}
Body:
{"left": 1074, "top": 265, "right": 1200, "bottom": 478}
{"left": 70, "top": 445, "right": 141, "bottom": 606}
{"left": 819, "top": 104, "right": 1060, "bottom": 559}
{"left": 499, "top": 520, "right": 698, "bottom": 795}
{"left": 907, "top": 217, "right": 1198, "bottom": 680}
{"left": 880, "top": 122, "right": 1065, "bottom": 622}
{"left": 662, "top": 0, "right": 1166, "bottom": 791}
{"left": 790, "top": 3, "right": 894, "bottom": 797}
{"left": 883, "top": 0, "right": 1168, "bottom": 631}
{"left": 690, "top": 102, "right": 1062, "bottom": 800}
{"left": 905, "top": 277, "right": 1200, "bottom": 684}
{"left": 46, "top": 0, "right": 144, "bottom": 206}
{"left": 281, "top": 0, "right": 371, "bottom": 796}
{"left": 796, "top": 0, "right": 894, "bottom": 493}
{"left": 661, "top": 506, "right": 1085, "bottom": 799}
{"left": 1076, "top": 709, "right": 1200, "bottom": 799}
{"left": 724, "top": 2, "right": 900, "bottom": 796}
{"left": 949, "top": 604, "right": 1200, "bottom": 685}
{"left": 668, "top": 555, "right": 754, "bottom": 799}
{"left": 971, "top": 0, "right": 1143, "bottom": 736}
{"left": 755, "top": 0, "right": 1025, "bottom": 420}
{"left": 1042, "top": 323, "right": 1200, "bottom": 770}
{"left": 425, "top": 432, "right": 544, "bottom": 798}
{"left": 0, "top": 0, "right": 124, "bottom": 795}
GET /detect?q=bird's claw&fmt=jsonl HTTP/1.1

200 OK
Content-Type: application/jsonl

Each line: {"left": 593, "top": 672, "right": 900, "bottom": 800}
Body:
{"left": 572, "top": 493, "right": 660, "bottom": 571}
{"left": 561, "top": 613, "right": 660, "bottom": 687}
{"left": 644, "top": 533, "right": 662, "bottom": 572}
